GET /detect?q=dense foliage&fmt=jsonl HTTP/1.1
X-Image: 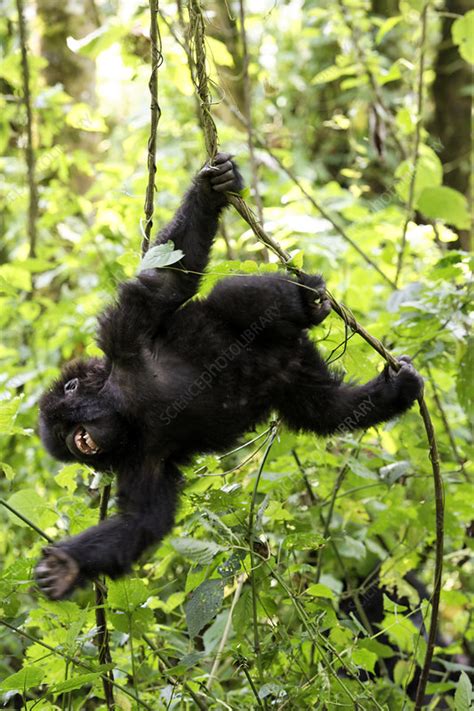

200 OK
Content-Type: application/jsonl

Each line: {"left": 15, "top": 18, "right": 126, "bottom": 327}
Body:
{"left": 0, "top": 0, "right": 472, "bottom": 708}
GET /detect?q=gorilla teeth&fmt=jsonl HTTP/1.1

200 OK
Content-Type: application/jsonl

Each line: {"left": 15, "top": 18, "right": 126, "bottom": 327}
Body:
{"left": 74, "top": 427, "right": 100, "bottom": 455}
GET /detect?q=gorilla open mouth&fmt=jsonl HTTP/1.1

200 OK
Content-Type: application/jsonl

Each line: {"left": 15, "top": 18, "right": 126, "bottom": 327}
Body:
{"left": 73, "top": 426, "right": 100, "bottom": 455}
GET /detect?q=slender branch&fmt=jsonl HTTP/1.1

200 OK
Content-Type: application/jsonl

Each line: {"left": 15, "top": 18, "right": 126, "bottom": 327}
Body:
{"left": 291, "top": 449, "right": 317, "bottom": 504}
{"left": 94, "top": 482, "right": 114, "bottom": 709}
{"left": 0, "top": 498, "right": 53, "bottom": 542}
{"left": 314, "top": 460, "right": 350, "bottom": 583}
{"left": 15, "top": 0, "right": 38, "bottom": 260}
{"left": 395, "top": 4, "right": 429, "bottom": 286}
{"left": 188, "top": 0, "right": 219, "bottom": 159}
{"left": 186, "top": 3, "right": 443, "bottom": 705}
{"left": 247, "top": 425, "right": 278, "bottom": 681}
{"left": 142, "top": 0, "right": 163, "bottom": 255}
{"left": 170, "top": 5, "right": 395, "bottom": 284}
{"left": 225, "top": 100, "right": 397, "bottom": 287}
{"left": 414, "top": 396, "right": 443, "bottom": 710}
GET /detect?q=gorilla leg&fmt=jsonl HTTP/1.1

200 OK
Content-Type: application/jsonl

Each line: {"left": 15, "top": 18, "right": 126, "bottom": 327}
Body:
{"left": 205, "top": 273, "right": 330, "bottom": 334}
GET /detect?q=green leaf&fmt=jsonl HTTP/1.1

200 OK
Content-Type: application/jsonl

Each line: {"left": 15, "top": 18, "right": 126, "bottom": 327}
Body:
{"left": 454, "top": 670, "right": 473, "bottom": 711}
{"left": 108, "top": 578, "right": 150, "bottom": 610}
{"left": 395, "top": 145, "right": 442, "bottom": 203}
{"left": 417, "top": 186, "right": 470, "bottom": 229}
{"left": 305, "top": 583, "right": 335, "bottom": 599}
{"left": 376, "top": 16, "right": 402, "bottom": 44}
{"left": 171, "top": 537, "right": 224, "bottom": 565}
{"left": 55, "top": 463, "right": 84, "bottom": 493}
{"left": 0, "top": 398, "right": 21, "bottom": 433}
{"left": 138, "top": 242, "right": 185, "bottom": 272}
{"left": 52, "top": 672, "right": 103, "bottom": 694}
{"left": 185, "top": 579, "right": 223, "bottom": 638}
{"left": 0, "top": 461, "right": 15, "bottom": 481}
{"left": 352, "top": 648, "right": 377, "bottom": 673}
{"left": 311, "top": 64, "right": 356, "bottom": 86}
{"left": 6, "top": 489, "right": 56, "bottom": 529}
{"left": 452, "top": 11, "right": 474, "bottom": 64}
{"left": 0, "top": 264, "right": 31, "bottom": 292}
{"left": 0, "top": 666, "right": 44, "bottom": 691}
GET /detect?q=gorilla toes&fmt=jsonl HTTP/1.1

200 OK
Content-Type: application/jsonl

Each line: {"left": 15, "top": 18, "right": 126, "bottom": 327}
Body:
{"left": 386, "top": 356, "right": 424, "bottom": 401}
{"left": 35, "top": 546, "right": 80, "bottom": 600}
{"left": 299, "top": 274, "right": 331, "bottom": 325}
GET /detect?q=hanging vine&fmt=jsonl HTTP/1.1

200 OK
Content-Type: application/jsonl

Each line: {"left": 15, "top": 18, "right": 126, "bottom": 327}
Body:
{"left": 184, "top": 2, "right": 444, "bottom": 706}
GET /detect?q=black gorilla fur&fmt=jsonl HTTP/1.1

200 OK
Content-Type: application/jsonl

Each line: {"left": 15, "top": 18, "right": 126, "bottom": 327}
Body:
{"left": 36, "top": 153, "right": 423, "bottom": 599}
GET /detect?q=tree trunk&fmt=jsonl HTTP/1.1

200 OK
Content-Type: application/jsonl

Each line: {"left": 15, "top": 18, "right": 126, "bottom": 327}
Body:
{"left": 431, "top": 0, "right": 472, "bottom": 249}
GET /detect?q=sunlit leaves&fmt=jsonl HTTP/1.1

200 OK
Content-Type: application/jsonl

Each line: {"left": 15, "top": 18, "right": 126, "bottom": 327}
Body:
{"left": 417, "top": 186, "right": 470, "bottom": 229}
{"left": 452, "top": 11, "right": 474, "bottom": 64}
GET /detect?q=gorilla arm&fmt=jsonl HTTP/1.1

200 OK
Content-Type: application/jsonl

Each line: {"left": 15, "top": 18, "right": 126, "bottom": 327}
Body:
{"left": 98, "top": 154, "right": 242, "bottom": 364}
{"left": 35, "top": 463, "right": 181, "bottom": 600}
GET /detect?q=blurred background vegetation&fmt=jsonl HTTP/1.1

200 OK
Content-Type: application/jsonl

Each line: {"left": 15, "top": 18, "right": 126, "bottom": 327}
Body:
{"left": 0, "top": 0, "right": 472, "bottom": 708}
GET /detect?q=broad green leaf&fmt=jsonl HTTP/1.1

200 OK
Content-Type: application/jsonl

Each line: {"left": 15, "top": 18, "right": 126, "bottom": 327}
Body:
{"left": 6, "top": 489, "right": 56, "bottom": 529}
{"left": 108, "top": 577, "right": 150, "bottom": 610}
{"left": 185, "top": 579, "right": 223, "bottom": 638}
{"left": 52, "top": 672, "right": 104, "bottom": 694}
{"left": 394, "top": 659, "right": 415, "bottom": 686}
{"left": 0, "top": 264, "right": 31, "bottom": 292}
{"left": 305, "top": 583, "right": 334, "bottom": 599}
{"left": 206, "top": 37, "right": 234, "bottom": 67}
{"left": 139, "top": 242, "right": 185, "bottom": 272}
{"left": 109, "top": 606, "right": 154, "bottom": 637}
{"left": 352, "top": 648, "right": 377, "bottom": 673}
{"left": 417, "top": 186, "right": 470, "bottom": 229}
{"left": 454, "top": 671, "right": 473, "bottom": 711}
{"left": 55, "top": 463, "right": 84, "bottom": 493}
{"left": 0, "top": 666, "right": 44, "bottom": 691}
{"left": 395, "top": 145, "right": 442, "bottom": 203}
{"left": 452, "top": 11, "right": 474, "bottom": 64}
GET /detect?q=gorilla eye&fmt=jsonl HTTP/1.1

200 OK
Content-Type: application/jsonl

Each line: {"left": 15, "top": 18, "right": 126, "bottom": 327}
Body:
{"left": 64, "top": 378, "right": 79, "bottom": 395}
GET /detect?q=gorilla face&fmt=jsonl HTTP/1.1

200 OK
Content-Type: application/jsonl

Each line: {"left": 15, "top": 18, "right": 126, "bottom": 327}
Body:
{"left": 39, "top": 358, "right": 128, "bottom": 467}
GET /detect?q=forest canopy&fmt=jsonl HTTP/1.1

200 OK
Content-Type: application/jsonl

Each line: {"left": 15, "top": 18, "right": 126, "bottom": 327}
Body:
{"left": 0, "top": 0, "right": 472, "bottom": 709}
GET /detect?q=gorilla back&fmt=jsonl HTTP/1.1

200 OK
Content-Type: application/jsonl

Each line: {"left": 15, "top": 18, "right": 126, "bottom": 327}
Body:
{"left": 36, "top": 153, "right": 423, "bottom": 600}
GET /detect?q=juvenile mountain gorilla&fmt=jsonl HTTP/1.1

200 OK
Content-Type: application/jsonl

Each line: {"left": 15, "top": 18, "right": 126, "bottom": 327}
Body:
{"left": 37, "top": 153, "right": 423, "bottom": 599}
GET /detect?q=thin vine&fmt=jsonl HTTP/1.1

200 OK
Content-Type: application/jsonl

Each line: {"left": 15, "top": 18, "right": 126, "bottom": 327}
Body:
{"left": 184, "top": 1, "right": 444, "bottom": 705}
